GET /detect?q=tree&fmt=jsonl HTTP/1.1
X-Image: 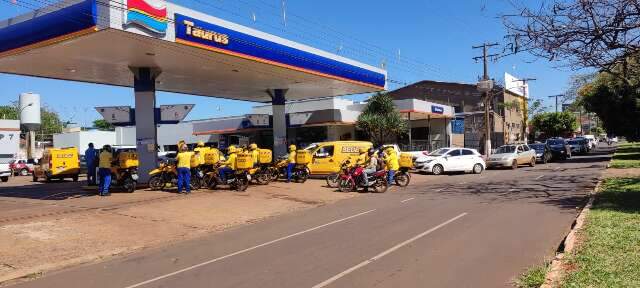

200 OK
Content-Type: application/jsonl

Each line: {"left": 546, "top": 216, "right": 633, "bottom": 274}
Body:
{"left": 0, "top": 102, "right": 64, "bottom": 141}
{"left": 531, "top": 112, "right": 577, "bottom": 138}
{"left": 527, "top": 99, "right": 546, "bottom": 119}
{"left": 356, "top": 92, "right": 408, "bottom": 146}
{"left": 93, "top": 119, "right": 114, "bottom": 131}
{"left": 502, "top": 0, "right": 640, "bottom": 86}
{"left": 578, "top": 71, "right": 640, "bottom": 140}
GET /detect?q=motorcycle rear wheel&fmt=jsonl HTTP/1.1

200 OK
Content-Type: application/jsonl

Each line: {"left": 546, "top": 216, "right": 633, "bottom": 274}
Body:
{"left": 372, "top": 179, "right": 389, "bottom": 193}
{"left": 236, "top": 177, "right": 249, "bottom": 192}
{"left": 148, "top": 175, "right": 164, "bottom": 191}
{"left": 394, "top": 172, "right": 410, "bottom": 187}
{"left": 255, "top": 172, "right": 270, "bottom": 185}
{"left": 338, "top": 178, "right": 355, "bottom": 193}
{"left": 295, "top": 168, "right": 310, "bottom": 183}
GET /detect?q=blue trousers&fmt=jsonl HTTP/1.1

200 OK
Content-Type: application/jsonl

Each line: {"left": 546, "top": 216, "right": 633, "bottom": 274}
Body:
{"left": 98, "top": 168, "right": 111, "bottom": 194}
{"left": 286, "top": 163, "right": 295, "bottom": 182}
{"left": 219, "top": 167, "right": 233, "bottom": 183}
{"left": 387, "top": 170, "right": 396, "bottom": 185}
{"left": 177, "top": 167, "right": 191, "bottom": 193}
{"left": 87, "top": 165, "right": 97, "bottom": 185}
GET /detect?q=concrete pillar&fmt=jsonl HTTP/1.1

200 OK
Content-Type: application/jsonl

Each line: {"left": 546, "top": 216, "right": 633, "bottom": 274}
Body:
{"left": 131, "top": 67, "right": 160, "bottom": 183}
{"left": 446, "top": 118, "right": 452, "bottom": 147}
{"left": 271, "top": 89, "right": 288, "bottom": 157}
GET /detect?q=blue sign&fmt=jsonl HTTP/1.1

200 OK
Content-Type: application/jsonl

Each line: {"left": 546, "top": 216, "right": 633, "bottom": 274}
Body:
{"left": 452, "top": 118, "right": 464, "bottom": 134}
{"left": 173, "top": 13, "right": 385, "bottom": 88}
{"left": 431, "top": 105, "right": 444, "bottom": 114}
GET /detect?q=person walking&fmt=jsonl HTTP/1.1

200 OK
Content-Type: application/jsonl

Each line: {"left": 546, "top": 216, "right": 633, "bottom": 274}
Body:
{"left": 286, "top": 145, "right": 297, "bottom": 183}
{"left": 176, "top": 144, "right": 193, "bottom": 194}
{"left": 98, "top": 145, "right": 113, "bottom": 196}
{"left": 85, "top": 143, "right": 97, "bottom": 186}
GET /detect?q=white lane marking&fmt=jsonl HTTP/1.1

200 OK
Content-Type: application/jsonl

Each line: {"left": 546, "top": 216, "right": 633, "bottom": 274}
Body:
{"left": 400, "top": 198, "right": 415, "bottom": 203}
{"left": 535, "top": 175, "right": 544, "bottom": 180}
{"left": 508, "top": 188, "right": 517, "bottom": 192}
{"left": 123, "top": 209, "right": 376, "bottom": 288}
{"left": 312, "top": 213, "right": 467, "bottom": 288}
{"left": 435, "top": 188, "right": 445, "bottom": 192}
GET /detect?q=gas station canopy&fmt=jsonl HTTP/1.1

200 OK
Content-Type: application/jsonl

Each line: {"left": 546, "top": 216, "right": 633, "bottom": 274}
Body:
{"left": 0, "top": 0, "right": 387, "bottom": 101}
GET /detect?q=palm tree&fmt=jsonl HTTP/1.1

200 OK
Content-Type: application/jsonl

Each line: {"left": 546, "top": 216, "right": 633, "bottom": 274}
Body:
{"left": 356, "top": 92, "right": 408, "bottom": 146}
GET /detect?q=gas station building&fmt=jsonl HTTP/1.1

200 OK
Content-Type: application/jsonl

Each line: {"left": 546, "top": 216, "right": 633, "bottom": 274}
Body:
{"left": 0, "top": 0, "right": 386, "bottom": 182}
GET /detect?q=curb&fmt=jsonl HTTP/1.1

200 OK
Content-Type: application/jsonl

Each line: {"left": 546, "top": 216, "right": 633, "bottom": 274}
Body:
{"left": 541, "top": 180, "right": 601, "bottom": 288}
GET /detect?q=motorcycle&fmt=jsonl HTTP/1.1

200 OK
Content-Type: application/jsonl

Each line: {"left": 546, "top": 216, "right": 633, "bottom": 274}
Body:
{"left": 108, "top": 166, "right": 138, "bottom": 193}
{"left": 148, "top": 159, "right": 201, "bottom": 191}
{"left": 337, "top": 160, "right": 388, "bottom": 193}
{"left": 268, "top": 156, "right": 309, "bottom": 183}
{"left": 326, "top": 159, "right": 351, "bottom": 188}
{"left": 394, "top": 167, "right": 411, "bottom": 187}
{"left": 251, "top": 165, "right": 272, "bottom": 185}
{"left": 203, "top": 164, "right": 251, "bottom": 192}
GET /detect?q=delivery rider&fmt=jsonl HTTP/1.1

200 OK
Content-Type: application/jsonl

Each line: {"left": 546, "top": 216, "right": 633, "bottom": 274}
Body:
{"left": 219, "top": 145, "right": 237, "bottom": 182}
{"left": 176, "top": 144, "right": 193, "bottom": 194}
{"left": 98, "top": 145, "right": 113, "bottom": 196}
{"left": 193, "top": 141, "right": 207, "bottom": 166}
{"left": 249, "top": 143, "right": 259, "bottom": 165}
{"left": 362, "top": 148, "right": 378, "bottom": 187}
{"left": 383, "top": 147, "right": 399, "bottom": 185}
{"left": 286, "top": 145, "right": 296, "bottom": 182}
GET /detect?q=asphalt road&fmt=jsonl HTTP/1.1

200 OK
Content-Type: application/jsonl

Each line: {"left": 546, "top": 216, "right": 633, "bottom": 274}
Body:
{"left": 7, "top": 145, "right": 613, "bottom": 288}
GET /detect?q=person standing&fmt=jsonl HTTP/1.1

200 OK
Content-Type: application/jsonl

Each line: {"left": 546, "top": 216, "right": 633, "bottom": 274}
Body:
{"left": 85, "top": 143, "right": 97, "bottom": 186}
{"left": 98, "top": 145, "right": 113, "bottom": 196}
{"left": 249, "top": 143, "right": 259, "bottom": 166}
{"left": 383, "top": 147, "right": 399, "bottom": 185}
{"left": 286, "top": 145, "right": 297, "bottom": 183}
{"left": 176, "top": 144, "right": 193, "bottom": 194}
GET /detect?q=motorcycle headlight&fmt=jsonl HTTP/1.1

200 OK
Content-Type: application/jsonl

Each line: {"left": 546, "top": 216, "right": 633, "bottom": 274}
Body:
{"left": 131, "top": 174, "right": 139, "bottom": 180}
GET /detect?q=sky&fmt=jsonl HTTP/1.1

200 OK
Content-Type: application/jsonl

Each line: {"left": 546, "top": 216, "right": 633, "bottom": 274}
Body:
{"left": 0, "top": 0, "right": 582, "bottom": 125}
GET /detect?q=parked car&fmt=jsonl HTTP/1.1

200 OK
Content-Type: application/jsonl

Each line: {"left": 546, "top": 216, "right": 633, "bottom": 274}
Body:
{"left": 414, "top": 147, "right": 485, "bottom": 175}
{"left": 33, "top": 147, "right": 80, "bottom": 182}
{"left": 486, "top": 144, "right": 537, "bottom": 169}
{"left": 0, "top": 158, "right": 11, "bottom": 182}
{"left": 567, "top": 139, "right": 588, "bottom": 155}
{"left": 9, "top": 158, "right": 35, "bottom": 176}
{"left": 528, "top": 143, "right": 553, "bottom": 164}
{"left": 546, "top": 138, "right": 572, "bottom": 160}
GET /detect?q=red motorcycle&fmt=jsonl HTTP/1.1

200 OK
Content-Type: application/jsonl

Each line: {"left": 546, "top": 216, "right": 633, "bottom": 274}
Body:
{"left": 337, "top": 160, "right": 388, "bottom": 193}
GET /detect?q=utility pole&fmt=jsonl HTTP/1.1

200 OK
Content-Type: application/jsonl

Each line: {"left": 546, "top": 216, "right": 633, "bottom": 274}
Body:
{"left": 473, "top": 42, "right": 499, "bottom": 156}
{"left": 547, "top": 94, "right": 564, "bottom": 112}
{"left": 512, "top": 78, "right": 536, "bottom": 143}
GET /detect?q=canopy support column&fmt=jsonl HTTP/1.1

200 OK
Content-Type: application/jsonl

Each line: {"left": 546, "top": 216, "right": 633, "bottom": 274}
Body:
{"left": 269, "top": 89, "right": 288, "bottom": 157}
{"left": 131, "top": 67, "right": 161, "bottom": 184}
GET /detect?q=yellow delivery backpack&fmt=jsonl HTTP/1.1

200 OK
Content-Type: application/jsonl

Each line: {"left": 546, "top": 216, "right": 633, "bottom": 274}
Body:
{"left": 235, "top": 152, "right": 254, "bottom": 169}
{"left": 258, "top": 149, "right": 272, "bottom": 164}
{"left": 295, "top": 150, "right": 312, "bottom": 165}
{"left": 399, "top": 152, "right": 413, "bottom": 168}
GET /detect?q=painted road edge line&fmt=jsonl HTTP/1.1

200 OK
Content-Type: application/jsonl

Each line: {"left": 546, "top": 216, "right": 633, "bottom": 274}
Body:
{"left": 123, "top": 209, "right": 376, "bottom": 288}
{"left": 312, "top": 212, "right": 468, "bottom": 288}
{"left": 535, "top": 175, "right": 544, "bottom": 180}
{"left": 400, "top": 198, "right": 415, "bottom": 203}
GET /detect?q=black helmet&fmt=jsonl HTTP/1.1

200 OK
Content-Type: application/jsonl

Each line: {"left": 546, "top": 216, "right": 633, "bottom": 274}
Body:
{"left": 367, "top": 148, "right": 375, "bottom": 156}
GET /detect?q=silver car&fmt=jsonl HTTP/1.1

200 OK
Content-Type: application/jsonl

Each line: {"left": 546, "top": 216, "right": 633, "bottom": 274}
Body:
{"left": 486, "top": 144, "right": 537, "bottom": 169}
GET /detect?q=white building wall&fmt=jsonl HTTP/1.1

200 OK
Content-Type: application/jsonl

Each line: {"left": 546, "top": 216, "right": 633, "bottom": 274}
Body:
{"left": 116, "top": 121, "right": 220, "bottom": 151}
{"left": 0, "top": 120, "right": 20, "bottom": 158}
{"left": 252, "top": 97, "right": 360, "bottom": 114}
{"left": 53, "top": 131, "right": 116, "bottom": 154}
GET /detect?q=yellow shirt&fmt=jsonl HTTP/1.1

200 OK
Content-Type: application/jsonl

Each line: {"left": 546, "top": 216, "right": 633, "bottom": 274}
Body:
{"left": 194, "top": 147, "right": 207, "bottom": 165}
{"left": 98, "top": 151, "right": 113, "bottom": 168}
{"left": 251, "top": 149, "right": 259, "bottom": 164}
{"left": 385, "top": 153, "right": 400, "bottom": 171}
{"left": 222, "top": 153, "right": 237, "bottom": 170}
{"left": 287, "top": 151, "right": 296, "bottom": 164}
{"left": 176, "top": 152, "right": 194, "bottom": 168}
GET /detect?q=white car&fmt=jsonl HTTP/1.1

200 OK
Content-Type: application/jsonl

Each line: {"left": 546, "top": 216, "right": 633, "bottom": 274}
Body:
{"left": 0, "top": 158, "right": 12, "bottom": 182}
{"left": 414, "top": 147, "right": 486, "bottom": 175}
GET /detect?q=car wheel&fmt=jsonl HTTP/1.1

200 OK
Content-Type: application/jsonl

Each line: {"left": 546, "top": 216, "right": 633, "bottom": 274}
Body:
{"left": 472, "top": 163, "right": 483, "bottom": 174}
{"left": 432, "top": 164, "right": 444, "bottom": 175}
{"left": 511, "top": 160, "right": 518, "bottom": 170}
{"left": 529, "top": 158, "right": 536, "bottom": 167}
{"left": 19, "top": 168, "right": 29, "bottom": 176}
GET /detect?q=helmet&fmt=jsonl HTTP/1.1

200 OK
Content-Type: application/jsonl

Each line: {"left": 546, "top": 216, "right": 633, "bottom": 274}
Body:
{"left": 367, "top": 148, "right": 376, "bottom": 156}
{"left": 227, "top": 145, "right": 237, "bottom": 154}
{"left": 359, "top": 147, "right": 368, "bottom": 154}
{"left": 197, "top": 141, "right": 205, "bottom": 147}
{"left": 289, "top": 145, "right": 297, "bottom": 152}
{"left": 249, "top": 143, "right": 258, "bottom": 150}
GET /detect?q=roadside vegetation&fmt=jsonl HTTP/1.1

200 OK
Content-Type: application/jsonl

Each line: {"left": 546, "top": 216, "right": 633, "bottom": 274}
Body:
{"left": 610, "top": 142, "right": 640, "bottom": 168}
{"left": 515, "top": 263, "right": 549, "bottom": 288}
{"left": 561, "top": 177, "right": 640, "bottom": 287}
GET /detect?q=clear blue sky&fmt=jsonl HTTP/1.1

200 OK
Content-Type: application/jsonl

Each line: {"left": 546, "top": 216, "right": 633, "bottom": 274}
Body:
{"left": 0, "top": 0, "right": 580, "bottom": 125}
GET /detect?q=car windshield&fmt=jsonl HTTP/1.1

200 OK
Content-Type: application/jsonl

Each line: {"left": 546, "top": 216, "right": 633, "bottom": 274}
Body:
{"left": 529, "top": 144, "right": 545, "bottom": 152}
{"left": 428, "top": 148, "right": 450, "bottom": 156}
{"left": 547, "top": 139, "right": 563, "bottom": 145}
{"left": 496, "top": 146, "right": 516, "bottom": 154}
{"left": 304, "top": 143, "right": 319, "bottom": 151}
{"left": 0, "top": 158, "right": 12, "bottom": 164}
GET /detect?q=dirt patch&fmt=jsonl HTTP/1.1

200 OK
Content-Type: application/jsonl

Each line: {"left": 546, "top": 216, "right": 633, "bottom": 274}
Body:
{"left": 603, "top": 168, "right": 640, "bottom": 178}
{"left": 0, "top": 180, "right": 357, "bottom": 284}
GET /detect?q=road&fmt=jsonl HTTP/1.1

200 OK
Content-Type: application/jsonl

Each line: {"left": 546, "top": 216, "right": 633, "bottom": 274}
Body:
{"left": 7, "top": 145, "right": 613, "bottom": 288}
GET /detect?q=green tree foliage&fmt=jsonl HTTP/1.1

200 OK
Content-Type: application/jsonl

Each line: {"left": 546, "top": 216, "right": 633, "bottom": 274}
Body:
{"left": 356, "top": 92, "right": 408, "bottom": 146}
{"left": 0, "top": 101, "right": 64, "bottom": 141}
{"left": 578, "top": 71, "right": 640, "bottom": 141}
{"left": 531, "top": 112, "right": 577, "bottom": 138}
{"left": 92, "top": 119, "right": 114, "bottom": 131}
